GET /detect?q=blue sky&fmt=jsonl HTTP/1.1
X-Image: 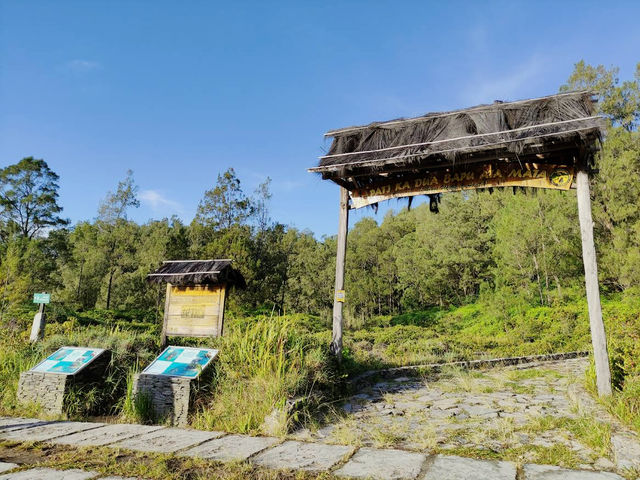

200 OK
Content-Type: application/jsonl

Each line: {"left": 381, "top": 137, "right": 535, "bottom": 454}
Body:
{"left": 1, "top": 1, "right": 639, "bottom": 237}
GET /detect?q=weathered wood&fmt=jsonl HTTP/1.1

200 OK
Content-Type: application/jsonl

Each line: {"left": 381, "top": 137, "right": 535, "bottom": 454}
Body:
{"left": 29, "top": 303, "right": 46, "bottom": 343}
{"left": 350, "top": 163, "right": 574, "bottom": 209}
{"left": 164, "top": 284, "right": 227, "bottom": 337}
{"left": 331, "top": 187, "right": 349, "bottom": 359}
{"left": 576, "top": 168, "right": 612, "bottom": 396}
{"left": 219, "top": 284, "right": 228, "bottom": 336}
{"left": 160, "top": 283, "right": 172, "bottom": 349}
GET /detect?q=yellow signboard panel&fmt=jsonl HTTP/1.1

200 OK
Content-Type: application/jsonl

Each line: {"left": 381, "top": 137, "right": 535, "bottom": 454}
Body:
{"left": 164, "top": 284, "right": 227, "bottom": 337}
{"left": 350, "top": 164, "right": 574, "bottom": 209}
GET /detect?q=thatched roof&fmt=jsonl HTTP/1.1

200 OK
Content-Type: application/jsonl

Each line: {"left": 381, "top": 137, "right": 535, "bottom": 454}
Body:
{"left": 146, "top": 259, "right": 246, "bottom": 288}
{"left": 309, "top": 91, "right": 605, "bottom": 189}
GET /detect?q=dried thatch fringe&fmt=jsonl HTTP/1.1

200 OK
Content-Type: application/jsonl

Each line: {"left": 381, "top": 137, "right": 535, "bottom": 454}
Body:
{"left": 313, "top": 91, "right": 602, "bottom": 174}
{"left": 146, "top": 259, "right": 246, "bottom": 288}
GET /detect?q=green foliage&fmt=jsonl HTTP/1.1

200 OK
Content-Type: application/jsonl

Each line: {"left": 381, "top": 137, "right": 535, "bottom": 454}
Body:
{"left": 343, "top": 291, "right": 599, "bottom": 373}
{"left": 194, "top": 167, "right": 253, "bottom": 230}
{"left": 561, "top": 60, "right": 640, "bottom": 130}
{"left": 0, "top": 316, "right": 158, "bottom": 418}
{"left": 0, "top": 157, "right": 68, "bottom": 240}
{"left": 191, "top": 314, "right": 335, "bottom": 434}
{"left": 122, "top": 369, "right": 155, "bottom": 424}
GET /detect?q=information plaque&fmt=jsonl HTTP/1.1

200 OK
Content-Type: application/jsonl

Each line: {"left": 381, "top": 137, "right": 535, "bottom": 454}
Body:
{"left": 30, "top": 347, "right": 106, "bottom": 375}
{"left": 142, "top": 346, "right": 218, "bottom": 378}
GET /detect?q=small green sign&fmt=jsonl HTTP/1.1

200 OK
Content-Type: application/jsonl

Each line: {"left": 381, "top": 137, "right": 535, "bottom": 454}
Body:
{"left": 33, "top": 293, "right": 50, "bottom": 304}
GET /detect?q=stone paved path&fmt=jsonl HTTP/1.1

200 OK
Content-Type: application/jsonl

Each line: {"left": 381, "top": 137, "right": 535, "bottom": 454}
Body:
{"left": 0, "top": 415, "right": 631, "bottom": 479}
{"left": 0, "top": 359, "right": 638, "bottom": 479}
{"left": 293, "top": 358, "right": 640, "bottom": 476}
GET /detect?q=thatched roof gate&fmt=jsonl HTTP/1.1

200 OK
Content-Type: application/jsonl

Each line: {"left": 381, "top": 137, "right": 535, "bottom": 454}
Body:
{"left": 309, "top": 91, "right": 612, "bottom": 396}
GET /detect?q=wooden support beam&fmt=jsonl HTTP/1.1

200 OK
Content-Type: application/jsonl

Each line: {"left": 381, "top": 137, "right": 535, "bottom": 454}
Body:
{"left": 331, "top": 187, "right": 349, "bottom": 360}
{"left": 576, "top": 168, "right": 612, "bottom": 396}
{"left": 160, "top": 283, "right": 172, "bottom": 349}
{"left": 29, "top": 303, "right": 46, "bottom": 343}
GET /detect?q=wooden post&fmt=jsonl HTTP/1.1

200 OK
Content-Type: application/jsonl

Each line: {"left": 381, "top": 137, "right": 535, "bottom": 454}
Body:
{"left": 29, "top": 303, "right": 46, "bottom": 343}
{"left": 331, "top": 187, "right": 349, "bottom": 360}
{"left": 576, "top": 168, "right": 612, "bottom": 396}
{"left": 160, "top": 283, "right": 172, "bottom": 349}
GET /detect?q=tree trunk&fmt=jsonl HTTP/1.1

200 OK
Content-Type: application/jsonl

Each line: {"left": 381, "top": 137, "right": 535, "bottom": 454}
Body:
{"left": 76, "top": 261, "right": 84, "bottom": 301}
{"left": 532, "top": 252, "right": 544, "bottom": 305}
{"left": 106, "top": 269, "right": 115, "bottom": 310}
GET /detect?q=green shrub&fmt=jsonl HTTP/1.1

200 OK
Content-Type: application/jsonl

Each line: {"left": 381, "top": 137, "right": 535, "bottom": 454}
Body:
{"left": 191, "top": 314, "right": 335, "bottom": 434}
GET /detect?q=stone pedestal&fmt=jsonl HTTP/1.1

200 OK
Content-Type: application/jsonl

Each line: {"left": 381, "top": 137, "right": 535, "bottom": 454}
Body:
{"left": 17, "top": 371, "right": 68, "bottom": 414}
{"left": 133, "top": 374, "right": 192, "bottom": 426}
{"left": 17, "top": 349, "right": 111, "bottom": 416}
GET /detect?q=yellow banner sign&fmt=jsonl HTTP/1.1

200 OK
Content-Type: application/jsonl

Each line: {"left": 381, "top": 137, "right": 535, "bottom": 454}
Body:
{"left": 351, "top": 164, "right": 573, "bottom": 209}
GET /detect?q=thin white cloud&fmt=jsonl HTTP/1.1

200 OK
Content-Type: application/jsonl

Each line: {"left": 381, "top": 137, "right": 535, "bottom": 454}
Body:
{"left": 66, "top": 59, "right": 103, "bottom": 72}
{"left": 139, "top": 189, "right": 183, "bottom": 214}
{"left": 462, "top": 55, "right": 547, "bottom": 105}
{"left": 275, "top": 179, "right": 305, "bottom": 192}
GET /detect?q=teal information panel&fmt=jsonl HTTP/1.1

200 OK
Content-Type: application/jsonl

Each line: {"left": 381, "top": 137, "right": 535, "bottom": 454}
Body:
{"left": 142, "top": 346, "right": 218, "bottom": 378}
{"left": 31, "top": 347, "right": 105, "bottom": 375}
{"left": 33, "top": 293, "right": 50, "bottom": 304}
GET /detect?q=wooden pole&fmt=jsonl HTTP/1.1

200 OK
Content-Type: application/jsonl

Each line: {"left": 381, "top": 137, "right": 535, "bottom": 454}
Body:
{"left": 576, "top": 167, "right": 612, "bottom": 396}
{"left": 331, "top": 187, "right": 349, "bottom": 360}
{"left": 160, "top": 283, "right": 172, "bottom": 349}
{"left": 29, "top": 303, "right": 46, "bottom": 343}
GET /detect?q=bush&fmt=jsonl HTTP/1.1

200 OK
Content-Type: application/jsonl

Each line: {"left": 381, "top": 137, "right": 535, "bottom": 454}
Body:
{"left": 191, "top": 314, "right": 336, "bottom": 434}
{"left": 0, "top": 316, "right": 159, "bottom": 419}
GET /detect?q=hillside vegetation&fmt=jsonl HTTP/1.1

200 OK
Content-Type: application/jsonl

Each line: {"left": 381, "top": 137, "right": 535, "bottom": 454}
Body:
{"left": 0, "top": 61, "right": 639, "bottom": 434}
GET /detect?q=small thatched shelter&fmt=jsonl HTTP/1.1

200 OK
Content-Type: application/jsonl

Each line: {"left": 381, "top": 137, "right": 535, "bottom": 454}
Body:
{"left": 147, "top": 260, "right": 245, "bottom": 345}
{"left": 310, "top": 91, "right": 613, "bottom": 397}
{"left": 147, "top": 259, "right": 246, "bottom": 288}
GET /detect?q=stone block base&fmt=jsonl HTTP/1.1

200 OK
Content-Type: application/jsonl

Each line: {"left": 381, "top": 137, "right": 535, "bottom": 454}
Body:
{"left": 17, "top": 372, "right": 68, "bottom": 415}
{"left": 133, "top": 374, "right": 192, "bottom": 426}
{"left": 17, "top": 350, "right": 111, "bottom": 416}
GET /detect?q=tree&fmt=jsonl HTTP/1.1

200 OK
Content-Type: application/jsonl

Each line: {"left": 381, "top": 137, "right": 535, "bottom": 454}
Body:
{"left": 97, "top": 170, "right": 140, "bottom": 309}
{"left": 98, "top": 170, "right": 140, "bottom": 223}
{"left": 195, "top": 168, "right": 253, "bottom": 230}
{"left": 58, "top": 222, "right": 105, "bottom": 309}
{"left": 561, "top": 61, "right": 640, "bottom": 130}
{"left": 253, "top": 178, "right": 273, "bottom": 232}
{"left": 0, "top": 157, "right": 68, "bottom": 240}
{"left": 562, "top": 61, "right": 640, "bottom": 290}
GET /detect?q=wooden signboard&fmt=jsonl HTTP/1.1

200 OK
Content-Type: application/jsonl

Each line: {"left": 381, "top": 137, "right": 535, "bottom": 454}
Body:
{"left": 350, "top": 163, "right": 574, "bottom": 209}
{"left": 162, "top": 284, "right": 227, "bottom": 339}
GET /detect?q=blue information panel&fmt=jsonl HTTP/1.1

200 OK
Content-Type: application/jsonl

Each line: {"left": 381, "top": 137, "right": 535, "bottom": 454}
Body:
{"left": 142, "top": 346, "right": 218, "bottom": 378}
{"left": 31, "top": 347, "right": 106, "bottom": 375}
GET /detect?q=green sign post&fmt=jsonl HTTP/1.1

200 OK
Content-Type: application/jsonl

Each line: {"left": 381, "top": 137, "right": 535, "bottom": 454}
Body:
{"left": 33, "top": 293, "right": 50, "bottom": 304}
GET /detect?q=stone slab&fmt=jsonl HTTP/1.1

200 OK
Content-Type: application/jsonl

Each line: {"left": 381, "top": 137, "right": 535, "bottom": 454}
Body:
{"left": 611, "top": 434, "right": 640, "bottom": 469}
{"left": 253, "top": 441, "right": 352, "bottom": 472}
{"left": 0, "top": 468, "right": 98, "bottom": 479}
{"left": 423, "top": 455, "right": 516, "bottom": 480}
{"left": 51, "top": 423, "right": 164, "bottom": 447}
{"left": 0, "top": 417, "right": 51, "bottom": 433}
{"left": 0, "top": 465, "right": 17, "bottom": 475}
{"left": 182, "top": 434, "right": 279, "bottom": 462}
{"left": 112, "top": 427, "right": 225, "bottom": 454}
{"left": 335, "top": 447, "right": 426, "bottom": 480}
{"left": 0, "top": 421, "right": 103, "bottom": 442}
{"left": 523, "top": 464, "right": 624, "bottom": 480}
